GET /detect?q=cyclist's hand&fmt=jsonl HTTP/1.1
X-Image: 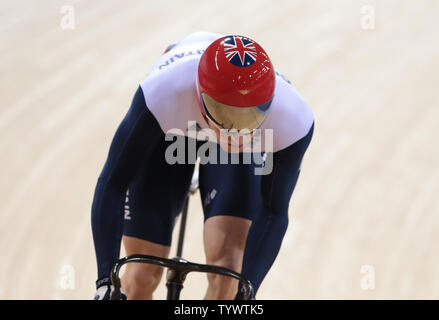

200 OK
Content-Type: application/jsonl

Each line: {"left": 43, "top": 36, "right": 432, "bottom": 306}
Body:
{"left": 94, "top": 276, "right": 127, "bottom": 300}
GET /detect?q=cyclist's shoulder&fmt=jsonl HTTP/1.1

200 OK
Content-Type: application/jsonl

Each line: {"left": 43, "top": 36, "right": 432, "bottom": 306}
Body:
{"left": 273, "top": 72, "right": 312, "bottom": 112}
{"left": 139, "top": 32, "right": 223, "bottom": 116}
{"left": 148, "top": 31, "right": 223, "bottom": 76}
{"left": 261, "top": 75, "right": 313, "bottom": 149}
{"left": 139, "top": 32, "right": 220, "bottom": 102}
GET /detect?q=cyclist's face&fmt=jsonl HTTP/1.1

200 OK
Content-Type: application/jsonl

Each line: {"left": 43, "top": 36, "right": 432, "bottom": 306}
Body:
{"left": 207, "top": 118, "right": 254, "bottom": 153}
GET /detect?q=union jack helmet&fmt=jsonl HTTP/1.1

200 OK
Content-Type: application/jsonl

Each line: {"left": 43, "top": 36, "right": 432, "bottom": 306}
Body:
{"left": 196, "top": 35, "right": 275, "bottom": 131}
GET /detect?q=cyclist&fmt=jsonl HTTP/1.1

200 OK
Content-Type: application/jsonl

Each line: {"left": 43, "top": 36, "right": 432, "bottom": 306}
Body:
{"left": 92, "top": 32, "right": 314, "bottom": 300}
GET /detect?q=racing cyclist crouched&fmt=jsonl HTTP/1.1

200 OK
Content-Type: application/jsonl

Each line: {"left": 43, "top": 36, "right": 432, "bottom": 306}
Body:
{"left": 91, "top": 32, "right": 314, "bottom": 300}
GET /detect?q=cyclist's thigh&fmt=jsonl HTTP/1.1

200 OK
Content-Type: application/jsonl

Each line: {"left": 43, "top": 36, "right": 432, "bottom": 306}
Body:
{"left": 199, "top": 145, "right": 263, "bottom": 221}
{"left": 123, "top": 136, "right": 196, "bottom": 247}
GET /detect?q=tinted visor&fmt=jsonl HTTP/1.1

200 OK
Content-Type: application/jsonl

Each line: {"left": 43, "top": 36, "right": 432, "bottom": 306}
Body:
{"left": 201, "top": 92, "right": 272, "bottom": 131}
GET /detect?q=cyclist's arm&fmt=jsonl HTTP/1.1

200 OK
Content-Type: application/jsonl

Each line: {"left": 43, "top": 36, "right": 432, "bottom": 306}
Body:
{"left": 236, "top": 123, "right": 314, "bottom": 297}
{"left": 91, "top": 86, "right": 163, "bottom": 279}
{"left": 261, "top": 123, "right": 314, "bottom": 213}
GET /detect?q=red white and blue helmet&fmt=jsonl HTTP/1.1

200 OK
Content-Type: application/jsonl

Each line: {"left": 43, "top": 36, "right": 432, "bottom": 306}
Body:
{"left": 196, "top": 35, "right": 276, "bottom": 131}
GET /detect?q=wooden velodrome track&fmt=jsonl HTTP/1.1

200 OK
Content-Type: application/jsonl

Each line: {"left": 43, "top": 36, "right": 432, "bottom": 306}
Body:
{"left": 1, "top": 0, "right": 438, "bottom": 299}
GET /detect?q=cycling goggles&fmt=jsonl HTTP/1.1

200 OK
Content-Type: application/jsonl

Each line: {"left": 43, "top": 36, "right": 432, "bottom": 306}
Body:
{"left": 201, "top": 92, "right": 272, "bottom": 132}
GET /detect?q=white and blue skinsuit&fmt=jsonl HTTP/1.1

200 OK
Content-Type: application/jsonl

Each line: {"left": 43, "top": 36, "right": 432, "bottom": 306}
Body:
{"left": 91, "top": 32, "right": 314, "bottom": 298}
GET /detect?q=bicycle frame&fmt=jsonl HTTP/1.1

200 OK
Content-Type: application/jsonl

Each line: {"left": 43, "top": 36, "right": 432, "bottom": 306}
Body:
{"left": 110, "top": 169, "right": 255, "bottom": 300}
